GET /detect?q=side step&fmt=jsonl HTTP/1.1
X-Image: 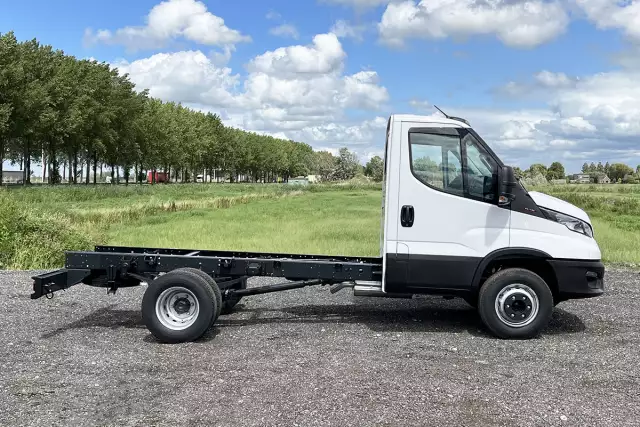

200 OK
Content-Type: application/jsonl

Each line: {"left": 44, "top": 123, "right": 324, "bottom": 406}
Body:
{"left": 352, "top": 281, "right": 413, "bottom": 299}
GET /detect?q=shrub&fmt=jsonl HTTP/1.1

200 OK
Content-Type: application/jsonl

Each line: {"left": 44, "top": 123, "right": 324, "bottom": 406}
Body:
{"left": 0, "top": 191, "right": 94, "bottom": 270}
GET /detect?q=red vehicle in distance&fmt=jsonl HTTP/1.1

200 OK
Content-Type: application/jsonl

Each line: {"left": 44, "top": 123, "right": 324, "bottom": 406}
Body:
{"left": 147, "top": 171, "right": 169, "bottom": 183}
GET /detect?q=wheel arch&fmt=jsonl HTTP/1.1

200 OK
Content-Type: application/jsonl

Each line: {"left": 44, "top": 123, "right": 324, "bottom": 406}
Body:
{"left": 472, "top": 248, "right": 558, "bottom": 296}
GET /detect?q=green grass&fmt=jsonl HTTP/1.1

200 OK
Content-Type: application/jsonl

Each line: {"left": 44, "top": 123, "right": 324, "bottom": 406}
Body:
{"left": 535, "top": 183, "right": 640, "bottom": 194}
{"left": 1, "top": 181, "right": 639, "bottom": 270}
{"left": 6, "top": 182, "right": 296, "bottom": 211}
{"left": 106, "top": 191, "right": 382, "bottom": 257}
{"left": 590, "top": 217, "right": 640, "bottom": 265}
{"left": 0, "top": 191, "right": 93, "bottom": 270}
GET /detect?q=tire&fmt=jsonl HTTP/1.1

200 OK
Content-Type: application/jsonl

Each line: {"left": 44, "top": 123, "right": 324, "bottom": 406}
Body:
{"left": 220, "top": 277, "right": 247, "bottom": 315}
{"left": 477, "top": 268, "right": 554, "bottom": 339}
{"left": 172, "top": 268, "right": 222, "bottom": 321}
{"left": 141, "top": 270, "right": 218, "bottom": 343}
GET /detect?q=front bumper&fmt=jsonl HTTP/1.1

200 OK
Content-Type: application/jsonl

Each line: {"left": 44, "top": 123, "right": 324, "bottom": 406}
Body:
{"left": 549, "top": 259, "right": 605, "bottom": 300}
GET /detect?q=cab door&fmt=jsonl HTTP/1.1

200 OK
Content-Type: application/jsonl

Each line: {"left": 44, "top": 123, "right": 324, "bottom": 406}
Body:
{"left": 385, "top": 121, "right": 510, "bottom": 293}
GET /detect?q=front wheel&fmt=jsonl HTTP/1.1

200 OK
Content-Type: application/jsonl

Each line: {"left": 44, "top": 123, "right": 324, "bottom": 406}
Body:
{"left": 477, "top": 268, "right": 554, "bottom": 339}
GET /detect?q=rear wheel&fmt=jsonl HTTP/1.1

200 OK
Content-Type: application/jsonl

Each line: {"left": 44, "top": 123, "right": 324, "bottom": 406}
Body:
{"left": 172, "top": 268, "right": 222, "bottom": 322}
{"left": 142, "top": 270, "right": 218, "bottom": 343}
{"left": 477, "top": 268, "right": 554, "bottom": 339}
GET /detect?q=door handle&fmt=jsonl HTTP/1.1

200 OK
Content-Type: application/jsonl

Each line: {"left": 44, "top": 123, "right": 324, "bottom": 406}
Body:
{"left": 401, "top": 205, "right": 414, "bottom": 227}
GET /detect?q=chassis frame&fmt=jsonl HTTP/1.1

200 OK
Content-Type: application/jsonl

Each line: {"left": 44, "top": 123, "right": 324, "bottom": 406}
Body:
{"left": 31, "top": 245, "right": 384, "bottom": 300}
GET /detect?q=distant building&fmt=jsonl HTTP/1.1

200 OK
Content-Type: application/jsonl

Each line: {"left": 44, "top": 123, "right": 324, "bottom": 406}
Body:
{"left": 598, "top": 175, "right": 611, "bottom": 184}
{"left": 1, "top": 171, "right": 24, "bottom": 184}
{"left": 569, "top": 173, "right": 591, "bottom": 184}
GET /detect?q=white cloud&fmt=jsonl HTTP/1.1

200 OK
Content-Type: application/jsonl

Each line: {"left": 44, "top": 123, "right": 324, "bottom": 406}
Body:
{"left": 292, "top": 116, "right": 388, "bottom": 146}
{"left": 116, "top": 33, "right": 390, "bottom": 160}
{"left": 238, "top": 68, "right": 389, "bottom": 122}
{"left": 378, "top": 0, "right": 569, "bottom": 48}
{"left": 612, "top": 46, "right": 640, "bottom": 69}
{"left": 496, "top": 81, "right": 531, "bottom": 97}
{"left": 265, "top": 10, "right": 282, "bottom": 20}
{"left": 576, "top": 0, "right": 640, "bottom": 42}
{"left": 103, "top": 4, "right": 640, "bottom": 172}
{"left": 269, "top": 24, "right": 300, "bottom": 39}
{"left": 236, "top": 31, "right": 389, "bottom": 155}
{"left": 247, "top": 33, "right": 346, "bottom": 77}
{"left": 496, "top": 70, "right": 579, "bottom": 98}
{"left": 330, "top": 20, "right": 368, "bottom": 42}
{"left": 425, "top": 67, "right": 640, "bottom": 171}
{"left": 538, "top": 71, "right": 640, "bottom": 151}
{"left": 84, "top": 0, "right": 251, "bottom": 51}
{"left": 112, "top": 50, "right": 240, "bottom": 108}
{"left": 549, "top": 139, "right": 577, "bottom": 147}
{"left": 534, "top": 70, "right": 577, "bottom": 88}
{"left": 341, "top": 71, "right": 389, "bottom": 109}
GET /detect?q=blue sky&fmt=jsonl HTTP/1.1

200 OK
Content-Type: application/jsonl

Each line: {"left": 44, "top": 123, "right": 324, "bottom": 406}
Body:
{"left": 3, "top": 0, "right": 640, "bottom": 174}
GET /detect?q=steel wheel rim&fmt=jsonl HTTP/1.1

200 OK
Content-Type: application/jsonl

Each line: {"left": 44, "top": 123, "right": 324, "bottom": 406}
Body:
{"left": 494, "top": 283, "right": 539, "bottom": 328}
{"left": 155, "top": 286, "right": 200, "bottom": 331}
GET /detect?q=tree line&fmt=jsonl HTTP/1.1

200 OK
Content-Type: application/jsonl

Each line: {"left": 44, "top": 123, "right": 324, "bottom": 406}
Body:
{"left": 513, "top": 160, "right": 640, "bottom": 184}
{"left": 580, "top": 161, "right": 639, "bottom": 183}
{"left": 0, "top": 31, "right": 385, "bottom": 186}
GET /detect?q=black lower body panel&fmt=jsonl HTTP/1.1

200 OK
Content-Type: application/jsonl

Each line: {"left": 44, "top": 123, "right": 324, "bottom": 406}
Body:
{"left": 384, "top": 254, "right": 481, "bottom": 294}
{"left": 549, "top": 259, "right": 605, "bottom": 299}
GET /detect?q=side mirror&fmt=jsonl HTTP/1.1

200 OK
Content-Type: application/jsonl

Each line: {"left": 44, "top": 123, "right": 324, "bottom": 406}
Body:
{"left": 498, "top": 166, "right": 517, "bottom": 206}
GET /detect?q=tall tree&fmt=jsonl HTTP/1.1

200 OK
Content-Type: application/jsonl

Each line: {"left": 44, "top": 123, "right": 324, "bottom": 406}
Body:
{"left": 546, "top": 161, "right": 565, "bottom": 180}
{"left": 364, "top": 155, "right": 384, "bottom": 181}
{"left": 512, "top": 166, "right": 524, "bottom": 179}
{"left": 313, "top": 151, "right": 337, "bottom": 182}
{"left": 608, "top": 163, "right": 634, "bottom": 182}
{"left": 527, "top": 163, "right": 547, "bottom": 178}
{"left": 333, "top": 147, "right": 360, "bottom": 180}
{"left": 0, "top": 31, "right": 20, "bottom": 185}
{"left": 0, "top": 32, "right": 340, "bottom": 187}
{"left": 581, "top": 162, "right": 589, "bottom": 173}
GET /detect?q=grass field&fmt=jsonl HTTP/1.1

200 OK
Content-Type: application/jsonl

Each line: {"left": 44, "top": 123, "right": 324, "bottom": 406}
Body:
{"left": 107, "top": 190, "right": 381, "bottom": 256}
{"left": 1, "top": 181, "right": 638, "bottom": 270}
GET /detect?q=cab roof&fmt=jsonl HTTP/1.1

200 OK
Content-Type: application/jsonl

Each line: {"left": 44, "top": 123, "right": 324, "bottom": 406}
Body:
{"left": 390, "top": 113, "right": 471, "bottom": 128}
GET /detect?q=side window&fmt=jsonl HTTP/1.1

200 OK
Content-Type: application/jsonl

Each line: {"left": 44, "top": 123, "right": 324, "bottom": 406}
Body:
{"left": 409, "top": 132, "right": 463, "bottom": 196}
{"left": 463, "top": 133, "right": 498, "bottom": 202}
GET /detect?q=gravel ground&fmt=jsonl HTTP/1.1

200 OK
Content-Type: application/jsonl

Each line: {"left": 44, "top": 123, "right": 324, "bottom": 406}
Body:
{"left": 1, "top": 269, "right": 640, "bottom": 427}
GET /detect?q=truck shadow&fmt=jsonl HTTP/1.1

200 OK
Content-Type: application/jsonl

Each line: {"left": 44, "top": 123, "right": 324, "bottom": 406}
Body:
{"left": 216, "top": 300, "right": 586, "bottom": 338}
{"left": 40, "top": 301, "right": 585, "bottom": 341}
{"left": 40, "top": 304, "right": 145, "bottom": 339}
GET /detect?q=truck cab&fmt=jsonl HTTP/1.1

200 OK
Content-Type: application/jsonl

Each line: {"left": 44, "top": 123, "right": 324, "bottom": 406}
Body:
{"left": 379, "top": 113, "right": 604, "bottom": 336}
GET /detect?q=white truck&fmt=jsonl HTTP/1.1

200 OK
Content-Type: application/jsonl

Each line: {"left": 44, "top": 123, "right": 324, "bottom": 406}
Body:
{"left": 31, "top": 111, "right": 605, "bottom": 343}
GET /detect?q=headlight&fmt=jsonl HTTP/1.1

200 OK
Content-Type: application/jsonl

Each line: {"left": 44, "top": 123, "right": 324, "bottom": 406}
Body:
{"left": 539, "top": 207, "right": 594, "bottom": 238}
